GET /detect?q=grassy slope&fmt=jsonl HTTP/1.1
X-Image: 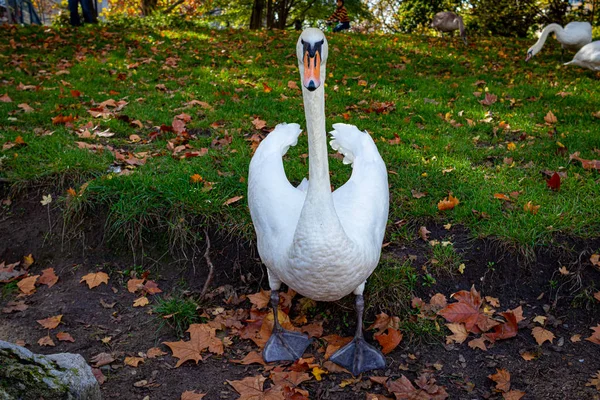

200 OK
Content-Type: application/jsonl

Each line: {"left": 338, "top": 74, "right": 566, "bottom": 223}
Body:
{"left": 1, "top": 24, "right": 599, "bottom": 248}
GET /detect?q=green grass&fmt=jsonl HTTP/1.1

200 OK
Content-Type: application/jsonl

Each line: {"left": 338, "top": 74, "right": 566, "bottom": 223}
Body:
{"left": 366, "top": 257, "right": 417, "bottom": 316}
{"left": 1, "top": 24, "right": 599, "bottom": 250}
{"left": 154, "top": 295, "right": 201, "bottom": 337}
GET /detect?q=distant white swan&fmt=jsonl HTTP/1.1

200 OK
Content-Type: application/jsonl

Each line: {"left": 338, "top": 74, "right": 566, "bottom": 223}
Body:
{"left": 525, "top": 21, "right": 592, "bottom": 62}
{"left": 431, "top": 11, "right": 467, "bottom": 45}
{"left": 248, "top": 28, "right": 389, "bottom": 376}
{"left": 564, "top": 41, "right": 600, "bottom": 71}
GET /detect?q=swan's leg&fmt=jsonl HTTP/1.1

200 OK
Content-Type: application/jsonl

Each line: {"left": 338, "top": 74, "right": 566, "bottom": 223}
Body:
{"left": 262, "top": 289, "right": 312, "bottom": 363}
{"left": 329, "top": 283, "right": 386, "bottom": 376}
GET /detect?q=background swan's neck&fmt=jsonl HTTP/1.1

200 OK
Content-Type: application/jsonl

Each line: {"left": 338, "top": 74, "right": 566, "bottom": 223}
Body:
{"left": 532, "top": 24, "right": 562, "bottom": 55}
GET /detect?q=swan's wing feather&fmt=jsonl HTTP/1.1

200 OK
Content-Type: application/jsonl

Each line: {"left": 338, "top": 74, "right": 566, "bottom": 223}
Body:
{"left": 330, "top": 124, "right": 389, "bottom": 247}
{"left": 248, "top": 123, "right": 306, "bottom": 265}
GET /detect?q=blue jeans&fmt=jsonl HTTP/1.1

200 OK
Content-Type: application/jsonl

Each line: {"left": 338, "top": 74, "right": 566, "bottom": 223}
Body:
{"left": 333, "top": 22, "right": 350, "bottom": 32}
{"left": 68, "top": 0, "right": 94, "bottom": 26}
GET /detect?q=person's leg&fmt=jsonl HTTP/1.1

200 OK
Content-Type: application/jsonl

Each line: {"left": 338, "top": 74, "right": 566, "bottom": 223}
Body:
{"left": 68, "top": 0, "right": 81, "bottom": 26}
{"left": 79, "top": 0, "right": 94, "bottom": 23}
{"left": 341, "top": 21, "right": 350, "bottom": 31}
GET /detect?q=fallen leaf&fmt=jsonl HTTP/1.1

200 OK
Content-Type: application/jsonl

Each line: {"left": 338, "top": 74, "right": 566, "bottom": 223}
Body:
{"left": 523, "top": 201, "right": 540, "bottom": 215}
{"left": 312, "top": 366, "right": 328, "bottom": 381}
{"left": 411, "top": 189, "right": 426, "bottom": 199}
{"left": 56, "top": 332, "right": 75, "bottom": 342}
{"left": 80, "top": 272, "right": 109, "bottom": 289}
{"left": 520, "top": 351, "right": 537, "bottom": 361}
{"left": 124, "top": 356, "right": 144, "bottom": 367}
{"left": 532, "top": 315, "right": 547, "bottom": 325}
{"left": 591, "top": 254, "right": 600, "bottom": 267}
{"left": 227, "top": 375, "right": 268, "bottom": 400}
{"left": 37, "top": 315, "right": 63, "bottom": 329}
{"left": 437, "top": 194, "right": 460, "bottom": 211}
{"left": 251, "top": 117, "right": 266, "bottom": 130}
{"left": 418, "top": 226, "right": 431, "bottom": 241}
{"left": 91, "top": 352, "right": 115, "bottom": 367}
{"left": 468, "top": 337, "right": 487, "bottom": 351}
{"left": 532, "top": 326, "right": 555, "bottom": 345}
{"left": 223, "top": 196, "right": 243, "bottom": 206}
{"left": 445, "top": 323, "right": 469, "bottom": 344}
{"left": 147, "top": 347, "right": 167, "bottom": 359}
{"left": 375, "top": 327, "right": 402, "bottom": 354}
{"left": 92, "top": 368, "right": 106, "bottom": 385}
{"left": 248, "top": 289, "right": 271, "bottom": 309}
{"left": 503, "top": 390, "right": 526, "bottom": 400}
{"left": 488, "top": 368, "right": 511, "bottom": 392}
{"left": 322, "top": 334, "right": 353, "bottom": 359}
{"left": 479, "top": 92, "right": 497, "bottom": 106}
{"left": 546, "top": 172, "right": 561, "bottom": 191}
{"left": 571, "top": 334, "right": 582, "bottom": 343}
{"left": 586, "top": 371, "right": 600, "bottom": 390}
{"left": 0, "top": 93, "right": 12, "bottom": 102}
{"left": 22, "top": 254, "right": 34, "bottom": 268}
{"left": 18, "top": 103, "right": 34, "bottom": 113}
{"left": 594, "top": 292, "right": 600, "bottom": 302}
{"left": 17, "top": 275, "right": 40, "bottom": 295}
{"left": 190, "top": 174, "right": 203, "bottom": 183}
{"left": 544, "top": 111, "right": 557, "bottom": 124}
{"left": 38, "top": 335, "right": 55, "bottom": 347}
{"left": 231, "top": 351, "right": 266, "bottom": 366}
{"left": 133, "top": 297, "right": 149, "bottom": 307}
{"left": 164, "top": 324, "right": 223, "bottom": 367}
{"left": 38, "top": 268, "right": 58, "bottom": 287}
{"left": 2, "top": 300, "right": 28, "bottom": 313}
{"left": 586, "top": 325, "right": 600, "bottom": 345}
{"left": 180, "top": 391, "right": 206, "bottom": 400}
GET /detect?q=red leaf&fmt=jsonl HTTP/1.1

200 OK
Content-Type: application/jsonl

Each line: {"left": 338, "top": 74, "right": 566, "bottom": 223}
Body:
{"left": 546, "top": 172, "right": 560, "bottom": 191}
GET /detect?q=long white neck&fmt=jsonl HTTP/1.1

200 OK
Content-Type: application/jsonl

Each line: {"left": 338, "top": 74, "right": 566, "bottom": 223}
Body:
{"left": 532, "top": 24, "right": 563, "bottom": 56}
{"left": 303, "top": 85, "right": 331, "bottom": 198}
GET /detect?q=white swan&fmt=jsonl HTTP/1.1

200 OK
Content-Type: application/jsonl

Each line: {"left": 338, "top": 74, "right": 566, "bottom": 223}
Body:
{"left": 248, "top": 28, "right": 389, "bottom": 375}
{"left": 525, "top": 21, "right": 592, "bottom": 62}
{"left": 564, "top": 41, "right": 600, "bottom": 71}
{"left": 431, "top": 11, "right": 467, "bottom": 45}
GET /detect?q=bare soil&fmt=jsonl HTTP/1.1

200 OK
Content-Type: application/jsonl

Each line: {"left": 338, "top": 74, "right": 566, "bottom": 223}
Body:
{"left": 1, "top": 187, "right": 599, "bottom": 400}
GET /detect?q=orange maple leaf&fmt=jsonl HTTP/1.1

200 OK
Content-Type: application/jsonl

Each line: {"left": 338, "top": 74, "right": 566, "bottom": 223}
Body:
{"left": 180, "top": 391, "right": 206, "bottom": 400}
{"left": 437, "top": 194, "right": 460, "bottom": 211}
{"left": 163, "top": 324, "right": 223, "bottom": 367}
{"left": 80, "top": 272, "right": 109, "bottom": 289}
{"left": 124, "top": 356, "right": 144, "bottom": 367}
{"left": 531, "top": 326, "right": 555, "bottom": 345}
{"left": 247, "top": 289, "right": 271, "bottom": 309}
{"left": 56, "top": 332, "right": 75, "bottom": 342}
{"left": 38, "top": 268, "right": 58, "bottom": 287}
{"left": 17, "top": 275, "right": 40, "bottom": 295}
{"left": 488, "top": 368, "right": 511, "bottom": 392}
{"left": 586, "top": 324, "right": 600, "bottom": 345}
{"left": 375, "top": 327, "right": 403, "bottom": 354}
{"left": 37, "top": 314, "right": 63, "bottom": 329}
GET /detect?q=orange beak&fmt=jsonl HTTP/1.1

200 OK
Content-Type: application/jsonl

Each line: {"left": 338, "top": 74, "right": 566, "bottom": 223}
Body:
{"left": 303, "top": 50, "right": 321, "bottom": 91}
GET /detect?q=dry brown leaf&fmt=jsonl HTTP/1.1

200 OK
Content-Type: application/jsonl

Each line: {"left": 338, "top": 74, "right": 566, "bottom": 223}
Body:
{"left": 80, "top": 272, "right": 109, "bottom": 289}
{"left": 571, "top": 334, "right": 582, "bottom": 343}
{"left": 301, "top": 321, "right": 324, "bottom": 338}
{"left": 2, "top": 300, "right": 28, "bottom": 313}
{"left": 322, "top": 334, "right": 353, "bottom": 359}
{"left": 180, "top": 391, "right": 206, "bottom": 400}
{"left": 163, "top": 324, "right": 223, "bottom": 367}
{"left": 124, "top": 356, "right": 144, "bottom": 367}
{"left": 231, "top": 351, "right": 266, "bottom": 366}
{"left": 251, "top": 118, "right": 267, "bottom": 130}
{"left": 418, "top": 226, "right": 431, "bottom": 241}
{"left": 18, "top": 275, "right": 40, "bottom": 295}
{"left": 445, "top": 323, "right": 469, "bottom": 344}
{"left": 91, "top": 352, "right": 115, "bottom": 367}
{"left": 147, "top": 347, "right": 167, "bottom": 358}
{"left": 591, "top": 254, "right": 600, "bottom": 267}
{"left": 503, "top": 390, "right": 526, "bottom": 400}
{"left": 594, "top": 292, "right": 600, "bottom": 302}
{"left": 544, "top": 110, "right": 557, "bottom": 124}
{"left": 38, "top": 268, "right": 58, "bottom": 287}
{"left": 38, "top": 335, "right": 55, "bottom": 347}
{"left": 523, "top": 201, "right": 540, "bottom": 215}
{"left": 92, "top": 368, "right": 106, "bottom": 385}
{"left": 0, "top": 93, "right": 12, "bottom": 102}
{"left": 133, "top": 297, "right": 149, "bottom": 307}
{"left": 127, "top": 278, "right": 145, "bottom": 293}
{"left": 488, "top": 368, "right": 511, "bottom": 392}
{"left": 532, "top": 326, "right": 555, "bottom": 345}
{"left": 586, "top": 371, "right": 600, "bottom": 390}
{"left": 586, "top": 325, "right": 600, "bottom": 345}
{"left": 520, "top": 351, "right": 537, "bottom": 361}
{"left": 468, "top": 337, "right": 487, "bottom": 351}
{"left": 36, "top": 315, "right": 63, "bottom": 329}
{"left": 247, "top": 289, "right": 271, "bottom": 309}
{"left": 56, "top": 332, "right": 75, "bottom": 342}
{"left": 227, "top": 375, "right": 267, "bottom": 400}
{"left": 430, "top": 293, "right": 448, "bottom": 309}
{"left": 223, "top": 195, "right": 243, "bottom": 206}
{"left": 485, "top": 296, "right": 500, "bottom": 307}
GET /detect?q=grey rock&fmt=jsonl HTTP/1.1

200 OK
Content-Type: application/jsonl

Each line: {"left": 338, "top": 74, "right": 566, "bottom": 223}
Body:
{"left": 0, "top": 340, "right": 101, "bottom": 400}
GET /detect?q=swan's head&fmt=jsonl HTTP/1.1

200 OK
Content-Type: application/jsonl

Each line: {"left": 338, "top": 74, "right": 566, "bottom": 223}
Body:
{"left": 296, "top": 28, "right": 328, "bottom": 92}
{"left": 525, "top": 46, "right": 536, "bottom": 62}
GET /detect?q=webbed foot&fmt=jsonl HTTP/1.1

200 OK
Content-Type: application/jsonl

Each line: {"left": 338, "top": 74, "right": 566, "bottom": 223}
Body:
{"left": 263, "top": 328, "right": 312, "bottom": 362}
{"left": 330, "top": 336, "right": 386, "bottom": 376}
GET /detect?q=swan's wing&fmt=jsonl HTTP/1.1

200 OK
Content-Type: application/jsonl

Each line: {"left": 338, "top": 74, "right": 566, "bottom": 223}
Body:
{"left": 330, "top": 123, "right": 389, "bottom": 248}
{"left": 248, "top": 123, "right": 306, "bottom": 266}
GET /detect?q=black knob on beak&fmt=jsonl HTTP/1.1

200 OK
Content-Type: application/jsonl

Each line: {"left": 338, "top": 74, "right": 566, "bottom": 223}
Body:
{"left": 307, "top": 81, "right": 317, "bottom": 91}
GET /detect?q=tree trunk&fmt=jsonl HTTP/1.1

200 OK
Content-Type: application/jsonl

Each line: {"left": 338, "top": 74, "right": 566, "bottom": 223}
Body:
{"left": 141, "top": 0, "right": 158, "bottom": 16}
{"left": 250, "top": 0, "right": 265, "bottom": 29}
{"left": 266, "top": 0, "right": 273, "bottom": 29}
